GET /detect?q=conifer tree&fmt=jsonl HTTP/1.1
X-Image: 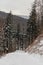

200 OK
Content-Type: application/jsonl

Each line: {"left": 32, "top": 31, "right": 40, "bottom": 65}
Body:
{"left": 16, "top": 23, "right": 20, "bottom": 50}
{"left": 27, "top": 3, "right": 39, "bottom": 45}
{"left": 3, "top": 11, "right": 13, "bottom": 53}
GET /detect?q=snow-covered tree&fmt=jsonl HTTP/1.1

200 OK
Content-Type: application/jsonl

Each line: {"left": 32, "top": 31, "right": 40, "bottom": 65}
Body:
{"left": 3, "top": 11, "right": 13, "bottom": 53}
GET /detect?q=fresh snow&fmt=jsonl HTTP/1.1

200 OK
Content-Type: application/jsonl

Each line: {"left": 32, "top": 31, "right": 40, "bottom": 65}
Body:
{"left": 0, "top": 50, "right": 43, "bottom": 65}
{"left": 26, "top": 35, "right": 43, "bottom": 55}
{"left": 0, "top": 35, "right": 43, "bottom": 65}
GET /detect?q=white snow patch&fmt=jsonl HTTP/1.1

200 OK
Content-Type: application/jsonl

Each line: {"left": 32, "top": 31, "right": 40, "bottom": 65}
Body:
{"left": 0, "top": 50, "right": 43, "bottom": 65}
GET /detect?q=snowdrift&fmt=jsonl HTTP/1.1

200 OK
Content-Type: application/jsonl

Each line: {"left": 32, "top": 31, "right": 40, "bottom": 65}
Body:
{"left": 0, "top": 50, "right": 43, "bottom": 65}
{"left": 26, "top": 34, "right": 43, "bottom": 55}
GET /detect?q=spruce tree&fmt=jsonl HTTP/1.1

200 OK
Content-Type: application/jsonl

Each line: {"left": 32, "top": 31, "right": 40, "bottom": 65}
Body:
{"left": 27, "top": 3, "right": 39, "bottom": 45}
{"left": 16, "top": 23, "right": 20, "bottom": 50}
{"left": 3, "top": 11, "right": 13, "bottom": 53}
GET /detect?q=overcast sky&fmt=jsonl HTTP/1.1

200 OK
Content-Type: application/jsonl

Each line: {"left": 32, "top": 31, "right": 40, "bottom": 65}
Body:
{"left": 0, "top": 0, "right": 34, "bottom": 16}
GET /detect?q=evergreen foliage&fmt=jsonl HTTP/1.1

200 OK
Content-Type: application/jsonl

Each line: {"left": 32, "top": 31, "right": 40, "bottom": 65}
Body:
{"left": 27, "top": 3, "right": 39, "bottom": 45}
{"left": 16, "top": 23, "right": 20, "bottom": 49}
{"left": 3, "top": 11, "right": 13, "bottom": 53}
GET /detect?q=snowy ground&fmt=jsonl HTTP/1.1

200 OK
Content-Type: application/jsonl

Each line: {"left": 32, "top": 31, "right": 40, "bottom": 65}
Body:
{"left": 0, "top": 35, "right": 43, "bottom": 65}
{"left": 0, "top": 50, "right": 43, "bottom": 65}
{"left": 26, "top": 35, "right": 43, "bottom": 55}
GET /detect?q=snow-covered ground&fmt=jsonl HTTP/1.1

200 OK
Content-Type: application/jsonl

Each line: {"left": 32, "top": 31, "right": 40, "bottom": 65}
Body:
{"left": 0, "top": 50, "right": 43, "bottom": 65}
{"left": 26, "top": 34, "right": 43, "bottom": 55}
{"left": 0, "top": 34, "right": 43, "bottom": 65}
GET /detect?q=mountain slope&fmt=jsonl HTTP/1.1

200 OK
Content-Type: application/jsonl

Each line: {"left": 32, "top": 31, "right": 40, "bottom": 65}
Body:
{"left": 26, "top": 34, "right": 43, "bottom": 55}
{"left": 0, "top": 11, "right": 28, "bottom": 33}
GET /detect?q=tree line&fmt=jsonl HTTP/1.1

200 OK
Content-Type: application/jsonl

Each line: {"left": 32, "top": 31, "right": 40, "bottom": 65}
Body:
{"left": 0, "top": 1, "right": 43, "bottom": 54}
